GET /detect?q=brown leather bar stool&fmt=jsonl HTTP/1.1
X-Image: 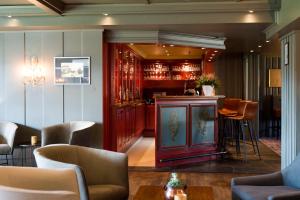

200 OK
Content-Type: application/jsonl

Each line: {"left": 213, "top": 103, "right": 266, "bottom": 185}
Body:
{"left": 228, "top": 101, "right": 261, "bottom": 161}
{"left": 218, "top": 98, "right": 241, "bottom": 150}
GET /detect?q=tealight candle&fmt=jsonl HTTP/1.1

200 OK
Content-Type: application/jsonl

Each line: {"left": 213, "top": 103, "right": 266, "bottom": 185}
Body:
{"left": 31, "top": 136, "right": 37, "bottom": 145}
{"left": 174, "top": 193, "right": 187, "bottom": 200}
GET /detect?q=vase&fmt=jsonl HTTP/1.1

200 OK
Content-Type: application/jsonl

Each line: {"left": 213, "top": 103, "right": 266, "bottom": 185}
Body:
{"left": 164, "top": 186, "right": 187, "bottom": 200}
{"left": 202, "top": 85, "right": 215, "bottom": 96}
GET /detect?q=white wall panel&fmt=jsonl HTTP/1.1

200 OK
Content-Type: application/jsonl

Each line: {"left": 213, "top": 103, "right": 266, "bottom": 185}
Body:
{"left": 82, "top": 30, "right": 102, "bottom": 122}
{"left": 4, "top": 33, "right": 25, "bottom": 124}
{"left": 0, "top": 33, "right": 4, "bottom": 120}
{"left": 63, "top": 31, "right": 83, "bottom": 122}
{"left": 42, "top": 32, "right": 64, "bottom": 127}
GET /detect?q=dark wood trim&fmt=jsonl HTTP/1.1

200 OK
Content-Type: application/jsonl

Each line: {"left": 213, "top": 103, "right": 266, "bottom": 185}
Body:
{"left": 27, "top": 0, "right": 64, "bottom": 15}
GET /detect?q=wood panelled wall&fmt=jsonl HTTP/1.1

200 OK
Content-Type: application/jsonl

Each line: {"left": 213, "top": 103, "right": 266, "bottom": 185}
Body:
{"left": 243, "top": 54, "right": 281, "bottom": 136}
{"left": 214, "top": 53, "right": 244, "bottom": 99}
{"left": 0, "top": 30, "right": 103, "bottom": 147}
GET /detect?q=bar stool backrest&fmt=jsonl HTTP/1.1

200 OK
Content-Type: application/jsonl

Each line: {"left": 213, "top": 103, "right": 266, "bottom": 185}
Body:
{"left": 223, "top": 98, "right": 241, "bottom": 111}
{"left": 237, "top": 101, "right": 249, "bottom": 116}
{"left": 244, "top": 102, "right": 259, "bottom": 120}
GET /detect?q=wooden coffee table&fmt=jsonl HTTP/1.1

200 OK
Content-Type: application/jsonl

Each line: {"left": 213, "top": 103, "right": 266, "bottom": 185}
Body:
{"left": 134, "top": 185, "right": 214, "bottom": 200}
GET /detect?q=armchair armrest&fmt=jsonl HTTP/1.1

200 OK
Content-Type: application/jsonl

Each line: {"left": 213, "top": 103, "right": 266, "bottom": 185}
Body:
{"left": 231, "top": 172, "right": 283, "bottom": 186}
{"left": 269, "top": 191, "right": 300, "bottom": 200}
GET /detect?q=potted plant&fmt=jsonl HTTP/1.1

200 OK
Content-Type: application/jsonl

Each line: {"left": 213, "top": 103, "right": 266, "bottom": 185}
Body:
{"left": 195, "top": 73, "right": 219, "bottom": 96}
{"left": 164, "top": 173, "right": 186, "bottom": 200}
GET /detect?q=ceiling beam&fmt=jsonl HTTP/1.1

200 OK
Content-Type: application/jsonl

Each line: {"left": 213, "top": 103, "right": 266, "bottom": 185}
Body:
{"left": 27, "top": 0, "right": 64, "bottom": 15}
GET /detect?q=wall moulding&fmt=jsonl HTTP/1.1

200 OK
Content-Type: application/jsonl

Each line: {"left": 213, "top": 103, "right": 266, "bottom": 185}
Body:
{"left": 105, "top": 30, "right": 226, "bottom": 49}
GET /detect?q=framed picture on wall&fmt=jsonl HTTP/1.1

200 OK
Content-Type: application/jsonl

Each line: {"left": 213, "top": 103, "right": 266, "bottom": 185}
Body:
{"left": 54, "top": 57, "right": 91, "bottom": 85}
{"left": 284, "top": 42, "right": 289, "bottom": 65}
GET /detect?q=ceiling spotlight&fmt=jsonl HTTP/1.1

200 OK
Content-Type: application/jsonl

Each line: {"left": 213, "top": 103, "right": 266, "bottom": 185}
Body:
{"left": 7, "top": 15, "right": 12, "bottom": 18}
{"left": 201, "top": 47, "right": 206, "bottom": 50}
{"left": 266, "top": 40, "right": 270, "bottom": 43}
{"left": 130, "top": 43, "right": 134, "bottom": 46}
{"left": 208, "top": 60, "right": 212, "bottom": 62}
{"left": 212, "top": 54, "right": 215, "bottom": 56}
{"left": 209, "top": 57, "right": 213, "bottom": 59}
{"left": 170, "top": 44, "right": 174, "bottom": 47}
{"left": 249, "top": 10, "right": 254, "bottom": 13}
{"left": 214, "top": 50, "right": 218, "bottom": 53}
{"left": 162, "top": 45, "right": 166, "bottom": 48}
{"left": 250, "top": 50, "right": 254, "bottom": 53}
{"left": 258, "top": 45, "right": 262, "bottom": 48}
{"left": 103, "top": 13, "right": 109, "bottom": 16}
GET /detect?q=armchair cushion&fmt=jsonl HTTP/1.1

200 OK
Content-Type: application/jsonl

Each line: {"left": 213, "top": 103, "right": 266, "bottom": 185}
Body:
{"left": 0, "top": 144, "right": 11, "bottom": 154}
{"left": 88, "top": 185, "right": 128, "bottom": 200}
{"left": 231, "top": 172, "right": 283, "bottom": 187}
{"left": 232, "top": 185, "right": 300, "bottom": 200}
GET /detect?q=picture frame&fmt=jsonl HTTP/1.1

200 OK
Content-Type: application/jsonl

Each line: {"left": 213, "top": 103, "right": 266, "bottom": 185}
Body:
{"left": 284, "top": 42, "right": 289, "bottom": 65}
{"left": 54, "top": 57, "right": 91, "bottom": 85}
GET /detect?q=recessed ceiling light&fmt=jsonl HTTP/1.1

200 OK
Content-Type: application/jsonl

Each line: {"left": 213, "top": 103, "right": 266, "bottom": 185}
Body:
{"left": 249, "top": 10, "right": 254, "bottom": 13}
{"left": 167, "top": 53, "right": 170, "bottom": 56}
{"left": 170, "top": 44, "right": 174, "bottom": 47}
{"left": 162, "top": 45, "right": 166, "bottom": 48}
{"left": 103, "top": 13, "right": 109, "bottom": 16}
{"left": 7, "top": 15, "right": 12, "bottom": 18}
{"left": 208, "top": 60, "right": 211, "bottom": 62}
{"left": 130, "top": 43, "right": 134, "bottom": 46}
{"left": 250, "top": 50, "right": 254, "bottom": 53}
{"left": 214, "top": 50, "right": 218, "bottom": 53}
{"left": 212, "top": 54, "right": 215, "bottom": 56}
{"left": 266, "top": 40, "right": 270, "bottom": 43}
{"left": 258, "top": 45, "right": 262, "bottom": 48}
{"left": 209, "top": 57, "right": 213, "bottom": 59}
{"left": 201, "top": 47, "right": 206, "bottom": 50}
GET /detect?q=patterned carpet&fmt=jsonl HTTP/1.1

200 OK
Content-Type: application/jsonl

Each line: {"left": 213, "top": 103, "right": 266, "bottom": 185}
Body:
{"left": 259, "top": 138, "right": 281, "bottom": 156}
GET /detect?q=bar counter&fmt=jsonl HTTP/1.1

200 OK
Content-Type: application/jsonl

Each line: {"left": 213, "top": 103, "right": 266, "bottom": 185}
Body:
{"left": 155, "top": 95, "right": 225, "bottom": 167}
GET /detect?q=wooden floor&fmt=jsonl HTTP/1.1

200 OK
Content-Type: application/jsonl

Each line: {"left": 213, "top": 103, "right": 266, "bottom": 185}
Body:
{"left": 129, "top": 171, "right": 250, "bottom": 200}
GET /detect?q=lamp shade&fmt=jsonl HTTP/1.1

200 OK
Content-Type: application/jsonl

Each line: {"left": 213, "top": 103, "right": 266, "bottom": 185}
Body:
{"left": 268, "top": 69, "right": 281, "bottom": 88}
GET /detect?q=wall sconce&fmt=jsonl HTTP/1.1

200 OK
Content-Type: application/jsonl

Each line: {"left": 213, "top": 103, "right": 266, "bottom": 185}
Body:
{"left": 268, "top": 69, "right": 281, "bottom": 88}
{"left": 24, "top": 56, "right": 45, "bottom": 86}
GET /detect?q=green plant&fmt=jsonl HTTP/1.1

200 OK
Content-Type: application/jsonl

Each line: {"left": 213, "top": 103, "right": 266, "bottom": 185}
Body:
{"left": 195, "top": 73, "right": 219, "bottom": 88}
{"left": 166, "top": 173, "right": 185, "bottom": 188}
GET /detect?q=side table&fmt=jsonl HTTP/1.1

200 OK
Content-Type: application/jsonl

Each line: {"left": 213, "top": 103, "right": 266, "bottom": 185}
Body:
{"left": 19, "top": 144, "right": 40, "bottom": 166}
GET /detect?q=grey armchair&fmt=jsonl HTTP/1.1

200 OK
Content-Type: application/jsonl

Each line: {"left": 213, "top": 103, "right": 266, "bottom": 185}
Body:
{"left": 41, "top": 121, "right": 96, "bottom": 147}
{"left": 0, "top": 121, "right": 18, "bottom": 165}
{"left": 232, "top": 154, "right": 300, "bottom": 200}
{"left": 34, "top": 144, "right": 129, "bottom": 200}
{"left": 0, "top": 166, "right": 82, "bottom": 200}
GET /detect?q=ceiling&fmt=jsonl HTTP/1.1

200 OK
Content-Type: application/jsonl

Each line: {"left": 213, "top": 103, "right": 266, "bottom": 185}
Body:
{"left": 0, "top": 0, "right": 267, "bottom": 6}
{"left": 129, "top": 44, "right": 211, "bottom": 60}
{"left": 0, "top": 0, "right": 279, "bottom": 53}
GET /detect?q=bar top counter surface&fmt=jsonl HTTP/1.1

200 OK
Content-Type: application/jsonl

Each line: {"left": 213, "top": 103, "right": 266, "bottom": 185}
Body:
{"left": 155, "top": 95, "right": 225, "bottom": 168}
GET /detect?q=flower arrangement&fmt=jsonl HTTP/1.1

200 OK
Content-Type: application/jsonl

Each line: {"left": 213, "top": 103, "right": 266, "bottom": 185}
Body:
{"left": 166, "top": 173, "right": 185, "bottom": 188}
{"left": 195, "top": 73, "right": 219, "bottom": 88}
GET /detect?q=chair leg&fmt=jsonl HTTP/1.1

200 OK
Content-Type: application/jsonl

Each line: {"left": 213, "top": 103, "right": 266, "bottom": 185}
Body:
{"left": 250, "top": 121, "right": 261, "bottom": 159}
{"left": 247, "top": 120, "right": 256, "bottom": 154}
{"left": 239, "top": 120, "right": 247, "bottom": 162}
{"left": 5, "top": 154, "right": 8, "bottom": 165}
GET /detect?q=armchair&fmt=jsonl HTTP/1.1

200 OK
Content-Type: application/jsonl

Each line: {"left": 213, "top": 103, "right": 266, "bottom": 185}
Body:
{"left": 232, "top": 154, "right": 300, "bottom": 200}
{"left": 0, "top": 121, "right": 18, "bottom": 165}
{"left": 34, "top": 144, "right": 129, "bottom": 200}
{"left": 0, "top": 166, "right": 84, "bottom": 200}
{"left": 41, "top": 121, "right": 97, "bottom": 147}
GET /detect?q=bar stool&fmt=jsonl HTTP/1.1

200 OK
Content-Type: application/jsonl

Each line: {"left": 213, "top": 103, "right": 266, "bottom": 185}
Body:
{"left": 228, "top": 101, "right": 261, "bottom": 161}
{"left": 218, "top": 98, "right": 241, "bottom": 150}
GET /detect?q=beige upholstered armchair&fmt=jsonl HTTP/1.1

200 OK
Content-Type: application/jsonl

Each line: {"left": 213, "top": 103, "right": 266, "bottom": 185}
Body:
{"left": 41, "top": 121, "right": 97, "bottom": 147}
{"left": 34, "top": 144, "right": 129, "bottom": 200}
{"left": 0, "top": 121, "right": 18, "bottom": 165}
{"left": 0, "top": 166, "right": 84, "bottom": 200}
